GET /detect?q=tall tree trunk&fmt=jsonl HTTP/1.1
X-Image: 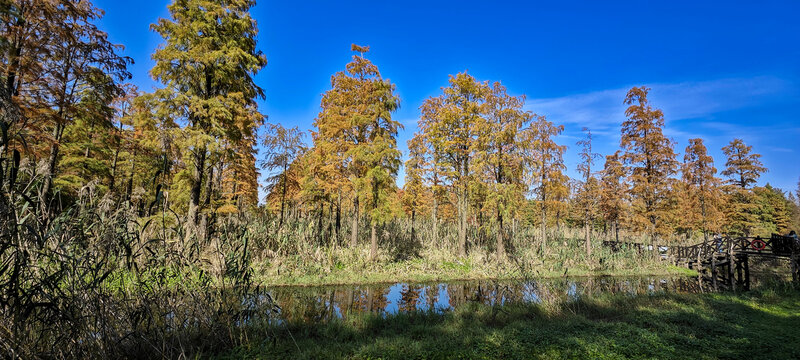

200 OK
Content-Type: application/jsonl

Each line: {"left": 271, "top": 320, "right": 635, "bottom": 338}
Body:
{"left": 350, "top": 196, "right": 359, "bottom": 247}
{"left": 432, "top": 194, "right": 438, "bottom": 245}
{"left": 411, "top": 209, "right": 417, "bottom": 242}
{"left": 316, "top": 203, "right": 324, "bottom": 244}
{"left": 458, "top": 188, "right": 467, "bottom": 256}
{"left": 328, "top": 201, "right": 334, "bottom": 245}
{"left": 700, "top": 191, "right": 708, "bottom": 241}
{"left": 39, "top": 123, "right": 65, "bottom": 216}
{"left": 540, "top": 207, "right": 546, "bottom": 254}
{"left": 584, "top": 221, "right": 592, "bottom": 257}
{"left": 497, "top": 208, "right": 505, "bottom": 259}
{"left": 186, "top": 148, "right": 206, "bottom": 240}
{"left": 109, "top": 145, "right": 121, "bottom": 194}
{"left": 279, "top": 172, "right": 287, "bottom": 227}
{"left": 370, "top": 223, "right": 377, "bottom": 261}
{"left": 0, "top": 40, "right": 23, "bottom": 162}
{"left": 370, "top": 181, "right": 379, "bottom": 260}
{"left": 126, "top": 152, "right": 137, "bottom": 203}
{"left": 336, "top": 190, "right": 342, "bottom": 243}
{"left": 540, "top": 170, "right": 547, "bottom": 253}
{"left": 199, "top": 164, "right": 214, "bottom": 242}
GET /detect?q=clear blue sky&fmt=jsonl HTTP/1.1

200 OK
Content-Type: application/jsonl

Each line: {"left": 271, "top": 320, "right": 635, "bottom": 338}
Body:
{"left": 95, "top": 0, "right": 800, "bottom": 195}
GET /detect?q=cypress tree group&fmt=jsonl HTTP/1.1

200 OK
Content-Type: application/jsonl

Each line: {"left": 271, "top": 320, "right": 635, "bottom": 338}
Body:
{"left": 150, "top": 0, "right": 267, "bottom": 239}
{"left": 520, "top": 114, "right": 567, "bottom": 252}
{"left": 310, "top": 44, "right": 401, "bottom": 259}
{"left": 261, "top": 123, "right": 304, "bottom": 227}
{"left": 419, "top": 72, "right": 490, "bottom": 256}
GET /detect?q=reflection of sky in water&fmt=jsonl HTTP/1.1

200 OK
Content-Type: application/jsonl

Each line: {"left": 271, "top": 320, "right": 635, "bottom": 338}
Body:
{"left": 435, "top": 284, "right": 451, "bottom": 312}
{"left": 384, "top": 283, "right": 403, "bottom": 315}
{"left": 417, "top": 286, "right": 430, "bottom": 312}
{"left": 566, "top": 282, "right": 579, "bottom": 301}
{"left": 266, "top": 276, "right": 711, "bottom": 324}
{"left": 522, "top": 282, "right": 541, "bottom": 303}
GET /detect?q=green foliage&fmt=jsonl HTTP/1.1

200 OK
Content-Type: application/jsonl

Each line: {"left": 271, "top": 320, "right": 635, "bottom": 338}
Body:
{"left": 150, "top": 0, "right": 267, "bottom": 232}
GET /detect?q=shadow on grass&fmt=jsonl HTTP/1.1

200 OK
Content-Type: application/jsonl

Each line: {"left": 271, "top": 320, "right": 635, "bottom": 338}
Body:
{"left": 216, "top": 282, "right": 800, "bottom": 359}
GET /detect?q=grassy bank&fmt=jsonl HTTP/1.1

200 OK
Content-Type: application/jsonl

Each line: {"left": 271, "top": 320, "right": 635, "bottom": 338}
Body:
{"left": 220, "top": 282, "right": 800, "bottom": 359}
{"left": 254, "top": 241, "right": 691, "bottom": 286}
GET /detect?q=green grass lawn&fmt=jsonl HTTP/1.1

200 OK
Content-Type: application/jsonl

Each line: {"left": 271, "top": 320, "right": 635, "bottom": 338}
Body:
{"left": 217, "top": 282, "right": 800, "bottom": 359}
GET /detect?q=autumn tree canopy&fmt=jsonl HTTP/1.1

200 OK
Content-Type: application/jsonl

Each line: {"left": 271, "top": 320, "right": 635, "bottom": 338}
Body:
{"left": 150, "top": 0, "right": 267, "bottom": 238}
{"left": 620, "top": 86, "right": 678, "bottom": 242}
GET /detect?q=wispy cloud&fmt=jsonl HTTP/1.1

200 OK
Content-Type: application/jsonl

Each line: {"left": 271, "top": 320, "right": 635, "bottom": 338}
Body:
{"left": 526, "top": 76, "right": 794, "bottom": 130}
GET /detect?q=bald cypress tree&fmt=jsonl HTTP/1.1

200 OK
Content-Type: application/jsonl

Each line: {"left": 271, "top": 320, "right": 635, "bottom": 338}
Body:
{"left": 576, "top": 128, "right": 600, "bottom": 256}
{"left": 150, "top": 0, "right": 267, "bottom": 239}
{"left": 520, "top": 115, "right": 567, "bottom": 252}
{"left": 620, "top": 86, "right": 677, "bottom": 244}
{"left": 479, "top": 82, "right": 529, "bottom": 258}
{"left": 262, "top": 123, "right": 304, "bottom": 227}
{"left": 403, "top": 133, "right": 429, "bottom": 241}
{"left": 599, "top": 151, "right": 626, "bottom": 242}
{"left": 721, "top": 138, "right": 767, "bottom": 236}
{"left": 312, "top": 44, "right": 401, "bottom": 258}
{"left": 17, "top": 0, "right": 131, "bottom": 215}
{"left": 680, "top": 138, "right": 723, "bottom": 240}
{"left": 420, "top": 72, "right": 490, "bottom": 256}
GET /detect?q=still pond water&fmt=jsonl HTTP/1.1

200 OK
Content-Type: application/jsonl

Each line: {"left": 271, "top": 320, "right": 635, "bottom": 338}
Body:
{"left": 266, "top": 276, "right": 719, "bottom": 324}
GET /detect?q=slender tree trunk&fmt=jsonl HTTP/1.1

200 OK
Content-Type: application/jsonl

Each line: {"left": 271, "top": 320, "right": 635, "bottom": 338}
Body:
{"left": 336, "top": 191, "right": 342, "bottom": 243}
{"left": 432, "top": 194, "right": 438, "bottom": 244}
{"left": 110, "top": 145, "right": 121, "bottom": 194}
{"left": 316, "top": 203, "right": 324, "bottom": 243}
{"left": 411, "top": 209, "right": 416, "bottom": 242}
{"left": 126, "top": 152, "right": 137, "bottom": 203}
{"left": 279, "top": 172, "right": 287, "bottom": 227}
{"left": 199, "top": 164, "right": 214, "bottom": 242}
{"left": 350, "top": 196, "right": 359, "bottom": 247}
{"left": 584, "top": 221, "right": 592, "bottom": 257}
{"left": 458, "top": 188, "right": 467, "bottom": 256}
{"left": 328, "top": 201, "right": 334, "bottom": 246}
{"left": 540, "top": 168, "right": 547, "bottom": 253}
{"left": 186, "top": 148, "right": 206, "bottom": 239}
{"left": 497, "top": 208, "right": 505, "bottom": 259}
{"left": 39, "top": 123, "right": 65, "bottom": 216}
{"left": 370, "top": 223, "right": 377, "bottom": 261}
{"left": 700, "top": 190, "right": 708, "bottom": 241}
{"left": 540, "top": 205, "right": 546, "bottom": 254}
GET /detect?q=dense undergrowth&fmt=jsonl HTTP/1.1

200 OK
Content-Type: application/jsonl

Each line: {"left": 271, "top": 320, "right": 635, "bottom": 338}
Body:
{"left": 0, "top": 166, "right": 278, "bottom": 358}
{"left": 251, "top": 212, "right": 685, "bottom": 286}
{"left": 253, "top": 234, "right": 685, "bottom": 286}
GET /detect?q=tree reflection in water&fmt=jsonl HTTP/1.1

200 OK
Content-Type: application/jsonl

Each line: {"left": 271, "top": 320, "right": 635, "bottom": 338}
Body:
{"left": 268, "top": 276, "right": 739, "bottom": 324}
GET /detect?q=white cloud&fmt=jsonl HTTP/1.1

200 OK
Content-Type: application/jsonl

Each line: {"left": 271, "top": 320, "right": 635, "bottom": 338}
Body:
{"left": 526, "top": 76, "right": 794, "bottom": 129}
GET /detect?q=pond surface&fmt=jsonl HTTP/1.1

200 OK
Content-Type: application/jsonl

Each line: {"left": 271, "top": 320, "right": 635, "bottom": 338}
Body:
{"left": 267, "top": 276, "right": 717, "bottom": 324}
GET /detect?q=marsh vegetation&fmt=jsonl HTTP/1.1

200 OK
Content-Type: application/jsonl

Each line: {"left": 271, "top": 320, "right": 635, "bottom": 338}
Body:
{"left": 2, "top": 0, "right": 799, "bottom": 359}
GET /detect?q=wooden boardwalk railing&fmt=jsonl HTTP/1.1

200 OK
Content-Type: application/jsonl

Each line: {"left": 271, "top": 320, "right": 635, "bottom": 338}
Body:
{"left": 602, "top": 234, "right": 800, "bottom": 290}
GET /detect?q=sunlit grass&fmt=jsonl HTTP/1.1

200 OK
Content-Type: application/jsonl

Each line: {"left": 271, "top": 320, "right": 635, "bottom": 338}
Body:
{"left": 220, "top": 283, "right": 800, "bottom": 359}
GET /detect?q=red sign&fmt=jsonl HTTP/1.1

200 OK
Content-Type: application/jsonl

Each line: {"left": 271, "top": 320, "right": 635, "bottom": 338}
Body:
{"left": 751, "top": 239, "right": 767, "bottom": 251}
